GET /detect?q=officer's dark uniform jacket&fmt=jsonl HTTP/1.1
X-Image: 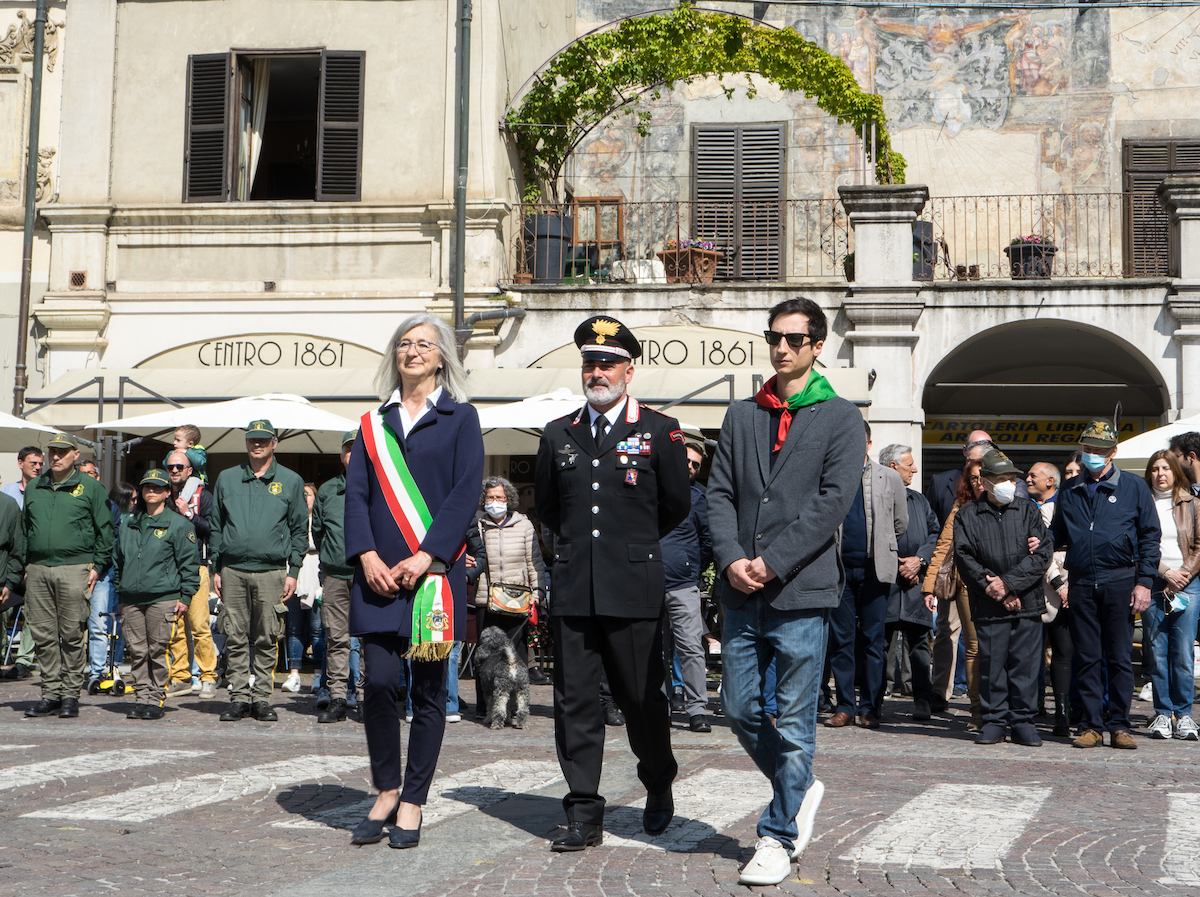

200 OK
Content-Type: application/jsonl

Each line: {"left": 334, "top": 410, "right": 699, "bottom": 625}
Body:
{"left": 535, "top": 397, "right": 692, "bottom": 618}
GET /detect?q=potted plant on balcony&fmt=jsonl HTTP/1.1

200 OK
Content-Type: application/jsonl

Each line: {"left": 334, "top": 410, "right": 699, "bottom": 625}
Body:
{"left": 656, "top": 238, "right": 723, "bottom": 284}
{"left": 1004, "top": 235, "right": 1057, "bottom": 279}
{"left": 843, "top": 252, "right": 855, "bottom": 282}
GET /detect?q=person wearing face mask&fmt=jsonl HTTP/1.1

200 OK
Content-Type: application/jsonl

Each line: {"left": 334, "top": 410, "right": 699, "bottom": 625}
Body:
{"left": 473, "top": 476, "right": 546, "bottom": 715}
{"left": 952, "top": 450, "right": 1054, "bottom": 746}
{"left": 1050, "top": 417, "right": 1161, "bottom": 750}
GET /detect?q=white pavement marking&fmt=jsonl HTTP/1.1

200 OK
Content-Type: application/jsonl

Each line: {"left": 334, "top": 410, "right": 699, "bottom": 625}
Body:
{"left": 1160, "top": 793, "right": 1200, "bottom": 885}
{"left": 0, "top": 750, "right": 207, "bottom": 792}
{"left": 842, "top": 783, "right": 1049, "bottom": 870}
{"left": 0, "top": 744, "right": 36, "bottom": 752}
{"left": 602, "top": 768, "right": 772, "bottom": 852}
{"left": 273, "top": 759, "right": 563, "bottom": 830}
{"left": 23, "top": 755, "right": 365, "bottom": 822}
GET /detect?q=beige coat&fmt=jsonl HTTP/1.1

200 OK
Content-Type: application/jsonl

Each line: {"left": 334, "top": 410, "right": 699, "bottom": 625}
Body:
{"left": 476, "top": 510, "right": 546, "bottom": 607}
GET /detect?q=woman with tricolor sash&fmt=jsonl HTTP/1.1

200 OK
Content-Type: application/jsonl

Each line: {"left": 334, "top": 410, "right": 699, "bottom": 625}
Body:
{"left": 344, "top": 313, "right": 484, "bottom": 849}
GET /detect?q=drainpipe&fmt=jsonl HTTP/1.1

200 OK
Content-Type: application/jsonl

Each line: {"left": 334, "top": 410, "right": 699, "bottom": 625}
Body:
{"left": 456, "top": 306, "right": 525, "bottom": 358}
{"left": 12, "top": 0, "right": 47, "bottom": 416}
{"left": 453, "top": 0, "right": 473, "bottom": 336}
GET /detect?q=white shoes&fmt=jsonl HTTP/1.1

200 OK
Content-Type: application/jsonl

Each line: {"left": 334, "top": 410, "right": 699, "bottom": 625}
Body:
{"left": 1149, "top": 713, "right": 1174, "bottom": 739}
{"left": 1176, "top": 715, "right": 1199, "bottom": 740}
{"left": 281, "top": 672, "right": 302, "bottom": 693}
{"left": 446, "top": 713, "right": 461, "bottom": 723}
{"left": 198, "top": 680, "right": 218, "bottom": 699}
{"left": 792, "top": 778, "right": 824, "bottom": 859}
{"left": 739, "top": 837, "right": 792, "bottom": 886}
{"left": 1139, "top": 682, "right": 1154, "bottom": 702}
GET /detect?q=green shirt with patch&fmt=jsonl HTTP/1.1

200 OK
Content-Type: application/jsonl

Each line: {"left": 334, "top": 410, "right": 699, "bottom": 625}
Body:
{"left": 115, "top": 507, "right": 201, "bottom": 604}
{"left": 210, "top": 458, "right": 308, "bottom": 577}
{"left": 23, "top": 468, "right": 115, "bottom": 572}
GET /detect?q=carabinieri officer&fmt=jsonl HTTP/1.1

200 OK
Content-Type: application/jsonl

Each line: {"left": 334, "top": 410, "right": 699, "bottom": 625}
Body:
{"left": 535, "top": 315, "right": 692, "bottom": 852}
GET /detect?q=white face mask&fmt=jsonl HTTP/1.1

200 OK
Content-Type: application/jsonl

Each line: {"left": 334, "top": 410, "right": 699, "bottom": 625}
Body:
{"left": 485, "top": 501, "right": 508, "bottom": 519}
{"left": 991, "top": 480, "right": 1017, "bottom": 505}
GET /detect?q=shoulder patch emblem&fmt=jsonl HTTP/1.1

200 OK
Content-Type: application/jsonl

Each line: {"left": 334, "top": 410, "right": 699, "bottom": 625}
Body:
{"left": 71, "top": 484, "right": 85, "bottom": 497}
{"left": 187, "top": 531, "right": 197, "bottom": 543}
{"left": 670, "top": 430, "right": 685, "bottom": 443}
{"left": 268, "top": 481, "right": 283, "bottom": 495}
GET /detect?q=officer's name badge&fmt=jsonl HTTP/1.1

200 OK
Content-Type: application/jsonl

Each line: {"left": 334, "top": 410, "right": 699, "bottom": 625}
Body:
{"left": 616, "top": 436, "right": 650, "bottom": 456}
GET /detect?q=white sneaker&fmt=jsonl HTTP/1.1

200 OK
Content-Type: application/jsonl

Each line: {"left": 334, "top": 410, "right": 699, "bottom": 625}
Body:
{"left": 190, "top": 677, "right": 202, "bottom": 694}
{"left": 446, "top": 713, "right": 461, "bottom": 723}
{"left": 739, "top": 837, "right": 792, "bottom": 886}
{"left": 282, "top": 672, "right": 301, "bottom": 693}
{"left": 792, "top": 778, "right": 825, "bottom": 859}
{"left": 198, "top": 681, "right": 218, "bottom": 699}
{"left": 1148, "top": 713, "right": 1174, "bottom": 739}
{"left": 1176, "top": 715, "right": 1199, "bottom": 740}
{"left": 1139, "top": 682, "right": 1154, "bottom": 702}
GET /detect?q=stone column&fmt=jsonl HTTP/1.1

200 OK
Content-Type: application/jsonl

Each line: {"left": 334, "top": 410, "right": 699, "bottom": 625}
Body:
{"left": 838, "top": 185, "right": 929, "bottom": 461}
{"left": 1160, "top": 178, "right": 1200, "bottom": 419}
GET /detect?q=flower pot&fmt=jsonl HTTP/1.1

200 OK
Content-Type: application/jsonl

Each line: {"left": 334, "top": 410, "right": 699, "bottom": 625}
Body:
{"left": 513, "top": 272, "right": 532, "bottom": 285}
{"left": 843, "top": 260, "right": 855, "bottom": 282}
{"left": 656, "top": 247, "right": 723, "bottom": 284}
{"left": 1004, "top": 243, "right": 1057, "bottom": 280}
{"left": 523, "top": 213, "right": 574, "bottom": 284}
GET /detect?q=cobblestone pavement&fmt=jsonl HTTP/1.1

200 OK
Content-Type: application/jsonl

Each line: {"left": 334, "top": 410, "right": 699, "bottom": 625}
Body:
{"left": 2, "top": 673, "right": 1199, "bottom": 897}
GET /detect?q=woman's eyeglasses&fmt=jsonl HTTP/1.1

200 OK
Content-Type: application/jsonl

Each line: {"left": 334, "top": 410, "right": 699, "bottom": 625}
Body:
{"left": 395, "top": 339, "right": 439, "bottom": 354}
{"left": 763, "top": 330, "right": 813, "bottom": 349}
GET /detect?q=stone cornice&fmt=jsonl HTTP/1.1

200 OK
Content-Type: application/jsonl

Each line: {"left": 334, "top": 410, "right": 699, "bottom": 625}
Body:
{"left": 1157, "top": 177, "right": 1200, "bottom": 220}
{"left": 838, "top": 185, "right": 929, "bottom": 222}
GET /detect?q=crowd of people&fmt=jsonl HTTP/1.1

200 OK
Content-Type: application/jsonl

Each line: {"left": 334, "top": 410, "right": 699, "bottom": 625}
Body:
{"left": 0, "top": 302, "right": 1190, "bottom": 886}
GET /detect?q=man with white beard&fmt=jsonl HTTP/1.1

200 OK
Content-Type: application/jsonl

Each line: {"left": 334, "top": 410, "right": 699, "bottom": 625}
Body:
{"left": 535, "top": 315, "right": 692, "bottom": 852}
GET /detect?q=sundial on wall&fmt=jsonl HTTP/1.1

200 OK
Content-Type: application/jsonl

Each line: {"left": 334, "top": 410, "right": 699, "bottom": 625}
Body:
{"left": 1111, "top": 7, "right": 1200, "bottom": 67}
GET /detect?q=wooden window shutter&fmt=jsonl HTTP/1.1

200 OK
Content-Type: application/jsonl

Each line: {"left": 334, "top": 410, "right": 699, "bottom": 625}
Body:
{"left": 1123, "top": 138, "right": 1200, "bottom": 276}
{"left": 317, "top": 51, "right": 365, "bottom": 201}
{"left": 183, "top": 53, "right": 231, "bottom": 202}
{"left": 692, "top": 124, "right": 784, "bottom": 280}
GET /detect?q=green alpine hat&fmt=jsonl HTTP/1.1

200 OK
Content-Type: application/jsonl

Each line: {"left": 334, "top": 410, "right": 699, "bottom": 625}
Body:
{"left": 1079, "top": 417, "right": 1118, "bottom": 449}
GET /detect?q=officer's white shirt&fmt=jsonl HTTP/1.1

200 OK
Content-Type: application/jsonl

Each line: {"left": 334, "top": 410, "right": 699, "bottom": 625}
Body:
{"left": 387, "top": 386, "right": 443, "bottom": 437}
{"left": 587, "top": 396, "right": 628, "bottom": 438}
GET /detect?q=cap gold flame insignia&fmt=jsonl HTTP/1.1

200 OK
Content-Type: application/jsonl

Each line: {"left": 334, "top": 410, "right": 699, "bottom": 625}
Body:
{"left": 591, "top": 319, "right": 620, "bottom": 345}
{"left": 1082, "top": 419, "right": 1116, "bottom": 442}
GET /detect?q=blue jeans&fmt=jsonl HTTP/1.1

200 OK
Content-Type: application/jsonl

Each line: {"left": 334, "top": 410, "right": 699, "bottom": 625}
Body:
{"left": 1142, "top": 579, "right": 1200, "bottom": 717}
{"left": 285, "top": 599, "right": 325, "bottom": 679}
{"left": 86, "top": 571, "right": 122, "bottom": 681}
{"left": 722, "top": 596, "right": 829, "bottom": 853}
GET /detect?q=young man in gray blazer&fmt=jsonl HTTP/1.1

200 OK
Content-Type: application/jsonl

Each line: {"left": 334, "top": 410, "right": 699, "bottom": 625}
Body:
{"left": 707, "top": 297, "right": 865, "bottom": 886}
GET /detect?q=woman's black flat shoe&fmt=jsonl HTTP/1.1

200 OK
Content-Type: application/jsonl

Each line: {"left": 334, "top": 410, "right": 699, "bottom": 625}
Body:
{"left": 350, "top": 801, "right": 399, "bottom": 845}
{"left": 388, "top": 814, "right": 422, "bottom": 849}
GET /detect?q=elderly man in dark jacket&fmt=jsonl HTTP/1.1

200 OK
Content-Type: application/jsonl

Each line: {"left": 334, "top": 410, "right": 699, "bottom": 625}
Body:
{"left": 954, "top": 449, "right": 1053, "bottom": 747}
{"left": 880, "top": 444, "right": 940, "bottom": 720}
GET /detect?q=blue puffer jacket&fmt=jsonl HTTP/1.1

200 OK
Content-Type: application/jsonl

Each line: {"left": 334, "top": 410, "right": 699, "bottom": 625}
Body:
{"left": 1049, "top": 465, "right": 1161, "bottom": 588}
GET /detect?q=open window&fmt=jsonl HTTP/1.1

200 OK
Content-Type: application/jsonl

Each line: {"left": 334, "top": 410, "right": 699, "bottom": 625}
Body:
{"left": 183, "top": 49, "right": 364, "bottom": 202}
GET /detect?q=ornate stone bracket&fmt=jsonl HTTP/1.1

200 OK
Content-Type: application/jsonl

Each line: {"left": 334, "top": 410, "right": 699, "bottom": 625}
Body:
{"left": 33, "top": 292, "right": 111, "bottom": 352}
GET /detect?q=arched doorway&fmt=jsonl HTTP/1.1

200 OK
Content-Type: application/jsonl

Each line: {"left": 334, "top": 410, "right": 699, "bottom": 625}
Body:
{"left": 921, "top": 319, "right": 1169, "bottom": 484}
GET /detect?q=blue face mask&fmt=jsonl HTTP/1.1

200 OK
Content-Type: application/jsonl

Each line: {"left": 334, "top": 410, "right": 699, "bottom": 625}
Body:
{"left": 1080, "top": 452, "right": 1109, "bottom": 473}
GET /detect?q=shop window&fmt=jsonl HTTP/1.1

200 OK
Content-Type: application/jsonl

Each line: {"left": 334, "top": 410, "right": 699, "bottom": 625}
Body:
{"left": 1123, "top": 139, "right": 1200, "bottom": 276}
{"left": 183, "top": 50, "right": 364, "bottom": 203}
{"left": 691, "top": 123, "right": 785, "bottom": 280}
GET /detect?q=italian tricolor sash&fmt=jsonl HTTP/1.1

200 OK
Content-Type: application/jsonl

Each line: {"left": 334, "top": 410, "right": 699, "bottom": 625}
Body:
{"left": 361, "top": 408, "right": 456, "bottom": 661}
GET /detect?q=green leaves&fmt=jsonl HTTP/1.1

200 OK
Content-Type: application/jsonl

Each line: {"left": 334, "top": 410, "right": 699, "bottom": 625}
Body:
{"left": 505, "top": 6, "right": 907, "bottom": 200}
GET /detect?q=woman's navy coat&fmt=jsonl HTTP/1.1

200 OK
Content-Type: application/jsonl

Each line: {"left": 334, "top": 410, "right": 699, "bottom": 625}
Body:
{"left": 344, "top": 391, "right": 485, "bottom": 638}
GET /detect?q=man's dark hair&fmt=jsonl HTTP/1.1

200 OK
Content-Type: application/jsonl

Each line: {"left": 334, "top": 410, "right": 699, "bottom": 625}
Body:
{"left": 17, "top": 446, "right": 42, "bottom": 462}
{"left": 767, "top": 297, "right": 828, "bottom": 344}
{"left": 1169, "top": 431, "right": 1200, "bottom": 459}
{"left": 864, "top": 420, "right": 872, "bottom": 442}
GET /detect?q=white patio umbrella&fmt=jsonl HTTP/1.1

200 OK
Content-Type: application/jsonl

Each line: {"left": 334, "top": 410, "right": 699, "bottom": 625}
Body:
{"left": 1116, "top": 415, "right": 1200, "bottom": 470}
{"left": 87, "top": 393, "right": 361, "bottom": 454}
{"left": 0, "top": 410, "right": 62, "bottom": 453}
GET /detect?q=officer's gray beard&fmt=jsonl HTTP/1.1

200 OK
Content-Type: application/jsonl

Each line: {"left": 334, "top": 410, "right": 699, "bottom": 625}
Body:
{"left": 585, "top": 378, "right": 626, "bottom": 406}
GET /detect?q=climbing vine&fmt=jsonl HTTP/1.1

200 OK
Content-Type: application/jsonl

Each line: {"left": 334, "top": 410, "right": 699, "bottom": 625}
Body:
{"left": 505, "top": 4, "right": 906, "bottom": 201}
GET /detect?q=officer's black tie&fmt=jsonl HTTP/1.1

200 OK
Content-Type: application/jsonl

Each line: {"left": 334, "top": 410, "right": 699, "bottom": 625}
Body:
{"left": 595, "top": 415, "right": 608, "bottom": 444}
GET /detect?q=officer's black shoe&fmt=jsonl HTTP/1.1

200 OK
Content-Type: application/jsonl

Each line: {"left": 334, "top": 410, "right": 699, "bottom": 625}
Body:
{"left": 5, "top": 663, "right": 31, "bottom": 680}
{"left": 551, "top": 822, "right": 603, "bottom": 852}
{"left": 603, "top": 703, "right": 625, "bottom": 727}
{"left": 220, "top": 701, "right": 251, "bottom": 721}
{"left": 25, "top": 697, "right": 62, "bottom": 717}
{"left": 58, "top": 698, "right": 79, "bottom": 718}
{"left": 318, "top": 698, "right": 347, "bottom": 724}
{"left": 643, "top": 788, "right": 674, "bottom": 835}
{"left": 143, "top": 705, "right": 165, "bottom": 720}
{"left": 127, "top": 704, "right": 148, "bottom": 719}
{"left": 670, "top": 688, "right": 685, "bottom": 714}
{"left": 252, "top": 701, "right": 278, "bottom": 722}
{"left": 689, "top": 714, "right": 712, "bottom": 733}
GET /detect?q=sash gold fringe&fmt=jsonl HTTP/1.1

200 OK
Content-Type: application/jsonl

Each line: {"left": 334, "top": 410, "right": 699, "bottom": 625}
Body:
{"left": 405, "top": 640, "right": 456, "bottom": 662}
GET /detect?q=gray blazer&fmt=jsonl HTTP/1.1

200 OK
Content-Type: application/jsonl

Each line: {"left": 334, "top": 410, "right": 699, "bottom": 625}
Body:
{"left": 708, "top": 394, "right": 867, "bottom": 611}
{"left": 863, "top": 460, "right": 909, "bottom": 584}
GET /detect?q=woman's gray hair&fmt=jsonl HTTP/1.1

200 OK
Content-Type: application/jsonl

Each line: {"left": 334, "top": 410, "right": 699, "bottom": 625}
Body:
{"left": 480, "top": 476, "right": 519, "bottom": 512}
{"left": 878, "top": 443, "right": 913, "bottom": 469}
{"left": 374, "top": 313, "right": 470, "bottom": 402}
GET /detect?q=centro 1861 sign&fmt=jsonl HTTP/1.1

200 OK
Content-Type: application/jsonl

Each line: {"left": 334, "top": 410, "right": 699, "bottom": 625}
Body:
{"left": 135, "top": 334, "right": 384, "bottom": 371}
{"left": 531, "top": 324, "right": 766, "bottom": 369}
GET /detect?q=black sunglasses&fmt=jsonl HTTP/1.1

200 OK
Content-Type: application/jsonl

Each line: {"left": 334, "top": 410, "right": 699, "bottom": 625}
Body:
{"left": 165, "top": 464, "right": 188, "bottom": 471}
{"left": 764, "top": 330, "right": 813, "bottom": 349}
{"left": 686, "top": 459, "right": 701, "bottom": 469}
